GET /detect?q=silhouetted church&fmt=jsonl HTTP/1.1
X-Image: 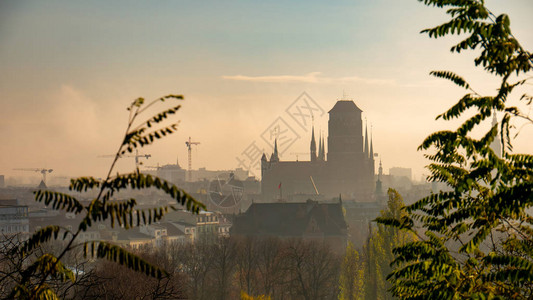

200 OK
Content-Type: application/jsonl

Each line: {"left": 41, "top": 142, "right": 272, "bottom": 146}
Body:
{"left": 261, "top": 100, "right": 375, "bottom": 202}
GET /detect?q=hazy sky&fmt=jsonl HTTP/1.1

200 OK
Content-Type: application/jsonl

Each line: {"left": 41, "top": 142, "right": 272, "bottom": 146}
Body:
{"left": 1, "top": 0, "right": 532, "bottom": 184}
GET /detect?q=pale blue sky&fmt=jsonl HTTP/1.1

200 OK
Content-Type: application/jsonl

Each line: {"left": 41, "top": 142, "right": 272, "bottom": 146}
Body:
{"left": 1, "top": 0, "right": 532, "bottom": 183}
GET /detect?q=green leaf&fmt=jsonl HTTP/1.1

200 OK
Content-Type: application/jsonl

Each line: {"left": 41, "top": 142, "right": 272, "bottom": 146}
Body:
{"left": 430, "top": 70, "right": 470, "bottom": 90}
{"left": 33, "top": 190, "right": 84, "bottom": 213}
{"left": 84, "top": 241, "right": 167, "bottom": 279}
{"left": 18, "top": 226, "right": 61, "bottom": 256}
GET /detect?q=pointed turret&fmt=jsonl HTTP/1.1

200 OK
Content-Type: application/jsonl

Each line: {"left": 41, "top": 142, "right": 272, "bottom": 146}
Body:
{"left": 376, "top": 159, "right": 383, "bottom": 197}
{"left": 318, "top": 133, "right": 326, "bottom": 161}
{"left": 370, "top": 130, "right": 374, "bottom": 158}
{"left": 364, "top": 120, "right": 369, "bottom": 156}
{"left": 274, "top": 139, "right": 279, "bottom": 157}
{"left": 310, "top": 126, "right": 317, "bottom": 162}
{"left": 261, "top": 153, "right": 268, "bottom": 178}
{"left": 37, "top": 180, "right": 47, "bottom": 190}
{"left": 370, "top": 126, "right": 375, "bottom": 175}
{"left": 318, "top": 132, "right": 323, "bottom": 161}
{"left": 270, "top": 139, "right": 279, "bottom": 163}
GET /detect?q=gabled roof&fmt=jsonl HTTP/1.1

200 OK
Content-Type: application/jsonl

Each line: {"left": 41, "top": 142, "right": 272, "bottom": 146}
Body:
{"left": 160, "top": 222, "right": 186, "bottom": 236}
{"left": 116, "top": 228, "right": 152, "bottom": 241}
{"left": 173, "top": 221, "right": 195, "bottom": 227}
{"left": 328, "top": 100, "right": 362, "bottom": 113}
{"left": 231, "top": 200, "right": 347, "bottom": 237}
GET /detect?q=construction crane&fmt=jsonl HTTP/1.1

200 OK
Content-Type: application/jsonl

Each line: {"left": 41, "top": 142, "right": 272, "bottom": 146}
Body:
{"left": 98, "top": 149, "right": 151, "bottom": 169}
{"left": 310, "top": 176, "right": 319, "bottom": 195}
{"left": 144, "top": 163, "right": 161, "bottom": 170}
{"left": 185, "top": 136, "right": 200, "bottom": 182}
{"left": 13, "top": 168, "right": 53, "bottom": 184}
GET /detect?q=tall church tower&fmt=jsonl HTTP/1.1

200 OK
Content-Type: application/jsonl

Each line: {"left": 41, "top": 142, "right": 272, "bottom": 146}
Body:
{"left": 261, "top": 99, "right": 376, "bottom": 202}
{"left": 326, "top": 100, "right": 374, "bottom": 200}
{"left": 327, "top": 101, "right": 363, "bottom": 164}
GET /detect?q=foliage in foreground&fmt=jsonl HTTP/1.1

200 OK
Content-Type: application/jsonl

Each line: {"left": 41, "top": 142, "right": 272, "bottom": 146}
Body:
{"left": 378, "top": 0, "right": 533, "bottom": 299}
{"left": 338, "top": 241, "right": 365, "bottom": 300}
{"left": 4, "top": 95, "right": 205, "bottom": 299}
{"left": 364, "top": 189, "right": 416, "bottom": 300}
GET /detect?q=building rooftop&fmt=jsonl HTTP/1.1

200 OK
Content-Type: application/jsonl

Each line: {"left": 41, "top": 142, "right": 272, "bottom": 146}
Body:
{"left": 0, "top": 199, "right": 19, "bottom": 206}
{"left": 117, "top": 228, "right": 153, "bottom": 241}
{"left": 232, "top": 200, "right": 347, "bottom": 237}
{"left": 328, "top": 100, "right": 362, "bottom": 114}
{"left": 160, "top": 222, "right": 186, "bottom": 236}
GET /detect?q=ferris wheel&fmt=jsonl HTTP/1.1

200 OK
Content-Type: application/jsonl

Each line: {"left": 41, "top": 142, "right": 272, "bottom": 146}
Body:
{"left": 208, "top": 173, "right": 244, "bottom": 208}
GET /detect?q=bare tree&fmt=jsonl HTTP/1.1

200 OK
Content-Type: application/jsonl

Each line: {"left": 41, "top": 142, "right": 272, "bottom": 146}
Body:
{"left": 211, "top": 237, "right": 237, "bottom": 300}
{"left": 255, "top": 237, "right": 286, "bottom": 299}
{"left": 173, "top": 241, "right": 215, "bottom": 300}
{"left": 235, "top": 236, "right": 259, "bottom": 296}
{"left": 0, "top": 235, "right": 33, "bottom": 299}
{"left": 76, "top": 247, "right": 186, "bottom": 300}
{"left": 284, "top": 239, "right": 340, "bottom": 300}
{"left": 0, "top": 235, "right": 96, "bottom": 300}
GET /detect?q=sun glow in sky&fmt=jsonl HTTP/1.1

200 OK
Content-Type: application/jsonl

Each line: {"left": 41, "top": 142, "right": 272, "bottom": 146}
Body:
{"left": 1, "top": 0, "right": 532, "bottom": 184}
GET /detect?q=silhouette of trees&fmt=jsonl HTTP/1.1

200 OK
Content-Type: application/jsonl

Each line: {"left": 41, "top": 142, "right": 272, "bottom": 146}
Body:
{"left": 159, "top": 237, "right": 342, "bottom": 300}
{"left": 255, "top": 237, "right": 286, "bottom": 298}
{"left": 284, "top": 239, "right": 340, "bottom": 300}
{"left": 366, "top": 189, "right": 414, "bottom": 300}
{"left": 173, "top": 241, "right": 214, "bottom": 300}
{"left": 211, "top": 237, "right": 238, "bottom": 300}
{"left": 236, "top": 237, "right": 260, "bottom": 296}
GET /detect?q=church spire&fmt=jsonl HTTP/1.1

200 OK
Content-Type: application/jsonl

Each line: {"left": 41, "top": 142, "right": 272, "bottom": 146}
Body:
{"left": 364, "top": 119, "right": 369, "bottom": 156}
{"left": 370, "top": 125, "right": 374, "bottom": 159}
{"left": 376, "top": 158, "right": 383, "bottom": 197}
{"left": 310, "top": 126, "right": 317, "bottom": 162}
{"left": 370, "top": 125, "right": 375, "bottom": 175}
{"left": 321, "top": 135, "right": 326, "bottom": 161}
{"left": 270, "top": 139, "right": 279, "bottom": 162}
{"left": 318, "top": 131, "right": 323, "bottom": 161}
{"left": 318, "top": 132, "right": 325, "bottom": 161}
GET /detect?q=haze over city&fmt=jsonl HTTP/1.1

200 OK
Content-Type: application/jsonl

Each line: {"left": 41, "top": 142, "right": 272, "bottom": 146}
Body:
{"left": 1, "top": 0, "right": 532, "bottom": 184}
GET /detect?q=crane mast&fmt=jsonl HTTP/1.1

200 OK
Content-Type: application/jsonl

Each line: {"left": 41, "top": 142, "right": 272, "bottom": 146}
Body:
{"left": 185, "top": 137, "right": 200, "bottom": 182}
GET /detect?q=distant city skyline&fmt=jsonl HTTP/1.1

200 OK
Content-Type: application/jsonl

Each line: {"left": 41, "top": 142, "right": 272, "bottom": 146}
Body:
{"left": 1, "top": 0, "right": 532, "bottom": 184}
